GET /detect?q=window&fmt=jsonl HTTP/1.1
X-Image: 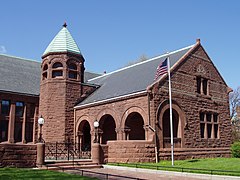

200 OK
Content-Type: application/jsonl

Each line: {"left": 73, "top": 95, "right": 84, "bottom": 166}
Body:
{"left": 68, "top": 63, "right": 78, "bottom": 79}
{"left": 199, "top": 112, "right": 219, "bottom": 139}
{"left": 1, "top": 100, "right": 10, "bottom": 115}
{"left": 52, "top": 62, "right": 63, "bottom": 78}
{"left": 42, "top": 64, "right": 48, "bottom": 80}
{"left": 196, "top": 77, "right": 208, "bottom": 95}
{"left": 15, "top": 102, "right": 24, "bottom": 117}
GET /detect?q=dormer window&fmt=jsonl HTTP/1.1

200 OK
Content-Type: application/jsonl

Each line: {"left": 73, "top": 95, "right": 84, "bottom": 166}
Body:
{"left": 68, "top": 63, "right": 77, "bottom": 79}
{"left": 42, "top": 64, "right": 48, "bottom": 80}
{"left": 52, "top": 62, "right": 63, "bottom": 78}
{"left": 196, "top": 76, "right": 208, "bottom": 95}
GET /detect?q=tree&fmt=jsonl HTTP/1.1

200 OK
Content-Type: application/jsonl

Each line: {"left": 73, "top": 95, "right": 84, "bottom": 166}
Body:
{"left": 125, "top": 54, "right": 148, "bottom": 67}
{"left": 229, "top": 87, "right": 240, "bottom": 120}
{"left": 230, "top": 87, "right": 240, "bottom": 142}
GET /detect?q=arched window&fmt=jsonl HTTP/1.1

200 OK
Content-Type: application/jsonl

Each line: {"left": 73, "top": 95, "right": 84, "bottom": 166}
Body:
{"left": 52, "top": 62, "right": 63, "bottom": 78}
{"left": 42, "top": 64, "right": 48, "bottom": 80}
{"left": 68, "top": 63, "right": 77, "bottom": 79}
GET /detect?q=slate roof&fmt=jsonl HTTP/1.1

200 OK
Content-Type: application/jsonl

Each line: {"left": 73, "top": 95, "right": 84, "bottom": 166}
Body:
{"left": 0, "top": 54, "right": 100, "bottom": 96}
{"left": 77, "top": 45, "right": 194, "bottom": 107}
{"left": 43, "top": 26, "right": 81, "bottom": 56}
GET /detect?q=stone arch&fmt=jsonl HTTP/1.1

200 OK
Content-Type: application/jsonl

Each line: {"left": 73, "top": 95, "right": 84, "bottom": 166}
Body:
{"left": 76, "top": 116, "right": 92, "bottom": 151}
{"left": 157, "top": 100, "right": 186, "bottom": 148}
{"left": 98, "top": 114, "right": 117, "bottom": 144}
{"left": 125, "top": 112, "right": 145, "bottom": 140}
{"left": 121, "top": 106, "right": 147, "bottom": 129}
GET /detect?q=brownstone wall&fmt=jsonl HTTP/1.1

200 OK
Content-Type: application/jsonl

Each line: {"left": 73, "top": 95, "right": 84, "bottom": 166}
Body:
{"left": 40, "top": 53, "right": 84, "bottom": 142}
{"left": 151, "top": 44, "right": 232, "bottom": 149}
{"left": 107, "top": 140, "right": 156, "bottom": 163}
{"left": 75, "top": 94, "right": 151, "bottom": 142}
{"left": 0, "top": 144, "right": 37, "bottom": 167}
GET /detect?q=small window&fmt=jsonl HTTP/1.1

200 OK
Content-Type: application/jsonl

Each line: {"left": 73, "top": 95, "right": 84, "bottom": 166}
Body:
{"left": 52, "top": 62, "right": 63, "bottom": 68}
{"left": 200, "top": 112, "right": 205, "bottom": 122}
{"left": 52, "top": 70, "right": 63, "bottom": 78}
{"left": 214, "top": 124, "right": 218, "bottom": 138}
{"left": 202, "top": 79, "right": 208, "bottom": 95}
{"left": 199, "top": 112, "right": 219, "bottom": 139}
{"left": 1, "top": 100, "right": 10, "bottom": 115}
{"left": 52, "top": 62, "right": 63, "bottom": 78}
{"left": 43, "top": 64, "right": 48, "bottom": 71}
{"left": 200, "top": 123, "right": 205, "bottom": 138}
{"left": 42, "top": 64, "right": 48, "bottom": 80}
{"left": 207, "top": 124, "right": 212, "bottom": 138}
{"left": 196, "top": 76, "right": 208, "bottom": 95}
{"left": 16, "top": 102, "right": 24, "bottom": 117}
{"left": 68, "top": 63, "right": 78, "bottom": 79}
{"left": 206, "top": 113, "right": 211, "bottom": 122}
{"left": 213, "top": 114, "right": 218, "bottom": 122}
{"left": 196, "top": 77, "right": 201, "bottom": 94}
{"left": 68, "top": 64, "right": 77, "bottom": 70}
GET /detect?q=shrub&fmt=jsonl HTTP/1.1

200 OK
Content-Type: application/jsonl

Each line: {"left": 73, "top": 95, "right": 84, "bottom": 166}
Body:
{"left": 231, "top": 141, "right": 240, "bottom": 158}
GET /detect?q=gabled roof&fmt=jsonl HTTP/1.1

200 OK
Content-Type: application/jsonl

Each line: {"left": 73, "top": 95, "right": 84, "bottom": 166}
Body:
{"left": 43, "top": 25, "right": 81, "bottom": 56}
{"left": 76, "top": 45, "right": 194, "bottom": 107}
{"left": 0, "top": 54, "right": 100, "bottom": 96}
{"left": 0, "top": 54, "right": 41, "bottom": 96}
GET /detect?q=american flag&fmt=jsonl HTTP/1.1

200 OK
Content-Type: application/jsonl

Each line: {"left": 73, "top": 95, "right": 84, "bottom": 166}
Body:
{"left": 154, "top": 58, "right": 168, "bottom": 80}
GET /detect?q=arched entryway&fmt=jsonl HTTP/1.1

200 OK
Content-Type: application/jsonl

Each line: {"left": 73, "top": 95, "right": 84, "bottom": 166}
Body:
{"left": 125, "top": 112, "right": 145, "bottom": 140}
{"left": 162, "top": 108, "right": 183, "bottom": 148}
{"left": 157, "top": 101, "right": 186, "bottom": 149}
{"left": 77, "top": 120, "right": 91, "bottom": 151}
{"left": 99, "top": 115, "right": 117, "bottom": 144}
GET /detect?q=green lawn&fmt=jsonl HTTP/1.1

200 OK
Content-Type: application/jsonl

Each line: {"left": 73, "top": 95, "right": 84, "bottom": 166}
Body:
{"left": 0, "top": 168, "right": 98, "bottom": 180}
{"left": 109, "top": 158, "right": 240, "bottom": 176}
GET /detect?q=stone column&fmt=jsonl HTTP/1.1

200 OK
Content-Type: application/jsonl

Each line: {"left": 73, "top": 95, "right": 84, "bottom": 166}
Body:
{"left": 8, "top": 103, "right": 16, "bottom": 143}
{"left": 116, "top": 128, "right": 124, "bottom": 140}
{"left": 21, "top": 104, "right": 27, "bottom": 144}
{"left": 144, "top": 125, "right": 149, "bottom": 140}
{"left": 124, "top": 127, "right": 131, "bottom": 140}
{"left": 91, "top": 143, "right": 100, "bottom": 164}
{"left": 36, "top": 143, "right": 45, "bottom": 167}
{"left": 32, "top": 106, "right": 38, "bottom": 143}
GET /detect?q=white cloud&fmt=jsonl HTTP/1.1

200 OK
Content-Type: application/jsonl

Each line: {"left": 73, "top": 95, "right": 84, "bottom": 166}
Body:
{"left": 0, "top": 46, "right": 7, "bottom": 53}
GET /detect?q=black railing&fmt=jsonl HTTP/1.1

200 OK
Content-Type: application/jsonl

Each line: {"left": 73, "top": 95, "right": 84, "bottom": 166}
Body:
{"left": 111, "top": 163, "right": 240, "bottom": 176}
{"left": 45, "top": 142, "right": 91, "bottom": 160}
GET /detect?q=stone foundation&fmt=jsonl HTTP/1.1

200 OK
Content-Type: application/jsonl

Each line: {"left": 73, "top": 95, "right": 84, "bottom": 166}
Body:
{"left": 107, "top": 140, "right": 156, "bottom": 163}
{"left": 0, "top": 143, "right": 37, "bottom": 167}
{"left": 159, "top": 147, "right": 231, "bottom": 160}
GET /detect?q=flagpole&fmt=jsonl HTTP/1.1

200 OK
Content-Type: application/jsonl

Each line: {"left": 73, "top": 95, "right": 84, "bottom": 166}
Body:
{"left": 167, "top": 55, "right": 174, "bottom": 166}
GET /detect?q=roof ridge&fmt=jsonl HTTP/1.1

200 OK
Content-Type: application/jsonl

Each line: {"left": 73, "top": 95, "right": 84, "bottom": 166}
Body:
{"left": 88, "top": 44, "right": 194, "bottom": 82}
{"left": 0, "top": 54, "right": 40, "bottom": 63}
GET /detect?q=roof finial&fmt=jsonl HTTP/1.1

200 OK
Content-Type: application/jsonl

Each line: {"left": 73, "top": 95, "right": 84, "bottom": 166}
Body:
{"left": 196, "top": 38, "right": 201, "bottom": 44}
{"left": 63, "top": 21, "right": 67, "bottom": 28}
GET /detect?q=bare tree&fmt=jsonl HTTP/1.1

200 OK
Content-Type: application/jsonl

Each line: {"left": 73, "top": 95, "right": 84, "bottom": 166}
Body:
{"left": 125, "top": 54, "right": 148, "bottom": 67}
{"left": 229, "top": 87, "right": 240, "bottom": 120}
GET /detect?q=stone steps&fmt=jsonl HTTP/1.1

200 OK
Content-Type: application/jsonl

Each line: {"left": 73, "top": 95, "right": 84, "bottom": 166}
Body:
{"left": 38, "top": 159, "right": 102, "bottom": 170}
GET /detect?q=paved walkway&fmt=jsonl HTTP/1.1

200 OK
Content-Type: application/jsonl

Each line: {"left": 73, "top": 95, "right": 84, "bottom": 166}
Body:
{"left": 67, "top": 165, "right": 240, "bottom": 180}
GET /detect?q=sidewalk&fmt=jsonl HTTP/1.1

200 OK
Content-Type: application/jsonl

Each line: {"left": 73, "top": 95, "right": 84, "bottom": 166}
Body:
{"left": 67, "top": 165, "right": 240, "bottom": 180}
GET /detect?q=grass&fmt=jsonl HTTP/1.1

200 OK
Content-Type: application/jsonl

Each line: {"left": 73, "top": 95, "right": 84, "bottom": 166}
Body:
{"left": 0, "top": 168, "right": 98, "bottom": 180}
{"left": 108, "top": 158, "right": 240, "bottom": 176}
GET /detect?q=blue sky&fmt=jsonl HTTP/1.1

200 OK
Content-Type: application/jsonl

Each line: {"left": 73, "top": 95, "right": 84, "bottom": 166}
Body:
{"left": 0, "top": 0, "right": 239, "bottom": 90}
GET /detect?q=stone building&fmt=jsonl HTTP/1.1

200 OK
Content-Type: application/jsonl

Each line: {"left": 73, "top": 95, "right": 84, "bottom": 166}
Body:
{"left": 0, "top": 24, "right": 232, "bottom": 165}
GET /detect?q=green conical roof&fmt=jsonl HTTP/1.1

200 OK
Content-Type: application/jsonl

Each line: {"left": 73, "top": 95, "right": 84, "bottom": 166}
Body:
{"left": 43, "top": 24, "right": 81, "bottom": 56}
